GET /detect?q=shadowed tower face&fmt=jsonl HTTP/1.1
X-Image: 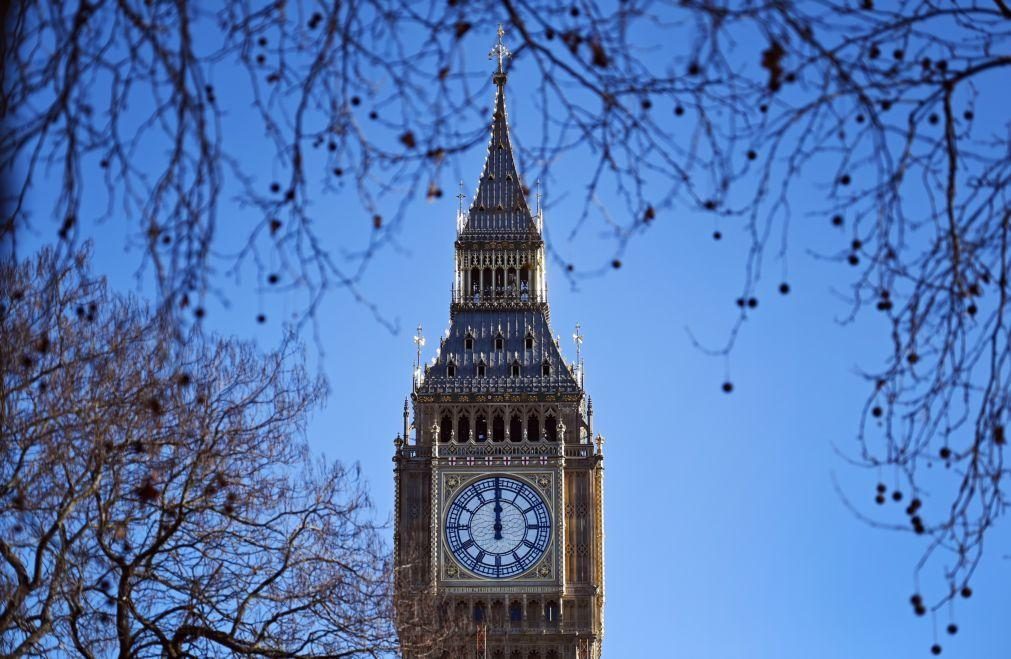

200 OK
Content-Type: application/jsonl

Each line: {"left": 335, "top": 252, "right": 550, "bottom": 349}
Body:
{"left": 393, "top": 27, "right": 605, "bottom": 659}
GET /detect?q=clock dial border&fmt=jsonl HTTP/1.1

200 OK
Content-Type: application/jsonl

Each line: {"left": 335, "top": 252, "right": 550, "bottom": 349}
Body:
{"left": 436, "top": 470, "right": 560, "bottom": 586}
{"left": 444, "top": 475, "right": 551, "bottom": 579}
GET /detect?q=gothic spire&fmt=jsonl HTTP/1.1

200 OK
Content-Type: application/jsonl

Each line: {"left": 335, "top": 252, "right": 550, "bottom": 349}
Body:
{"left": 459, "top": 26, "right": 539, "bottom": 241}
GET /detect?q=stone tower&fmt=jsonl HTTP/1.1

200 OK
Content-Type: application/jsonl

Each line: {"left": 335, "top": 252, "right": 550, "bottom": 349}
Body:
{"left": 393, "top": 28, "right": 605, "bottom": 659}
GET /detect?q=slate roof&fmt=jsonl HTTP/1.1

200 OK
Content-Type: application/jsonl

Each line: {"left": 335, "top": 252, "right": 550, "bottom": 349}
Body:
{"left": 418, "top": 310, "right": 579, "bottom": 395}
{"left": 458, "top": 78, "right": 540, "bottom": 242}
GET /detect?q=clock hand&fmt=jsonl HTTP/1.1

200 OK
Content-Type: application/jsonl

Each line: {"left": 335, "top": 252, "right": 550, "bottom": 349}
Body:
{"left": 493, "top": 479, "right": 503, "bottom": 540}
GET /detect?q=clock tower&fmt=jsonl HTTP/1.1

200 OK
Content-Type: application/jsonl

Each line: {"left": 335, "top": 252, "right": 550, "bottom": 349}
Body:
{"left": 393, "top": 28, "right": 605, "bottom": 659}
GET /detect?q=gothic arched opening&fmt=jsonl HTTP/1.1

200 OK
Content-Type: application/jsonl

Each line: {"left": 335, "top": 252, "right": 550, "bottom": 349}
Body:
{"left": 526, "top": 600, "right": 540, "bottom": 626}
{"left": 492, "top": 415, "right": 505, "bottom": 443}
{"left": 439, "top": 413, "right": 452, "bottom": 443}
{"left": 544, "top": 600, "right": 559, "bottom": 625}
{"left": 490, "top": 600, "right": 505, "bottom": 627}
{"left": 482, "top": 267, "right": 492, "bottom": 296}
{"left": 527, "top": 414, "right": 540, "bottom": 442}
{"left": 545, "top": 414, "right": 558, "bottom": 441}
{"left": 457, "top": 415, "right": 470, "bottom": 443}
{"left": 473, "top": 601, "right": 486, "bottom": 623}
{"left": 476, "top": 414, "right": 488, "bottom": 442}
{"left": 509, "top": 601, "right": 523, "bottom": 627}
{"left": 509, "top": 414, "right": 523, "bottom": 442}
{"left": 510, "top": 360, "right": 521, "bottom": 377}
{"left": 541, "top": 359, "right": 551, "bottom": 376}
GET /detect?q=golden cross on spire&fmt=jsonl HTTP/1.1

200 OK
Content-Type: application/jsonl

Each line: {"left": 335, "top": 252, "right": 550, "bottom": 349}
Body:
{"left": 489, "top": 23, "right": 511, "bottom": 75}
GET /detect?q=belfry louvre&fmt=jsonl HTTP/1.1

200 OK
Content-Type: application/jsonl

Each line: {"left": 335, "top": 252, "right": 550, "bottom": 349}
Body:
{"left": 393, "top": 28, "right": 605, "bottom": 659}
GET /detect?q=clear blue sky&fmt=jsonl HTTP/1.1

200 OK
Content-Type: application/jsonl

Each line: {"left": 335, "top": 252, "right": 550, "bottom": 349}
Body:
{"left": 19, "top": 11, "right": 1010, "bottom": 659}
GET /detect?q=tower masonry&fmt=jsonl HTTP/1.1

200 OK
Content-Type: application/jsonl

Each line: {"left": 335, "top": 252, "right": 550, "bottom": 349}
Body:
{"left": 393, "top": 28, "right": 606, "bottom": 659}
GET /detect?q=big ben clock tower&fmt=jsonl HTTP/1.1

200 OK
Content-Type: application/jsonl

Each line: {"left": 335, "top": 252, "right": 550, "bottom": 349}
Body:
{"left": 393, "top": 27, "right": 605, "bottom": 659}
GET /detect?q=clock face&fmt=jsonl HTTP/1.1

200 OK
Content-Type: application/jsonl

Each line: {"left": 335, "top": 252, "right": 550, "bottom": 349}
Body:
{"left": 445, "top": 476, "right": 551, "bottom": 579}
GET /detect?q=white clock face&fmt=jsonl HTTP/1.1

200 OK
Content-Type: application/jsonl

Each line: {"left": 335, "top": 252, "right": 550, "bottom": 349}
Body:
{"left": 445, "top": 476, "right": 551, "bottom": 579}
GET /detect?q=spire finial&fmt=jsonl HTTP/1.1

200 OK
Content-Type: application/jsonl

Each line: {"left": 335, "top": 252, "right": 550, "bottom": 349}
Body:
{"left": 457, "top": 180, "right": 466, "bottom": 214}
{"left": 413, "top": 323, "right": 426, "bottom": 370}
{"left": 573, "top": 322, "right": 584, "bottom": 364}
{"left": 489, "top": 23, "right": 511, "bottom": 81}
{"left": 536, "top": 179, "right": 542, "bottom": 215}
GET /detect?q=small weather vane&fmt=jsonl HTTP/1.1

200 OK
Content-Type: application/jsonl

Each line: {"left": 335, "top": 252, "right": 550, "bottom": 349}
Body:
{"left": 489, "top": 23, "right": 511, "bottom": 74}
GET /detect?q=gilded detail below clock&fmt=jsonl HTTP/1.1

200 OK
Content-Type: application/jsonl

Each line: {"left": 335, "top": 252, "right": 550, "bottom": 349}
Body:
{"left": 445, "top": 476, "right": 551, "bottom": 579}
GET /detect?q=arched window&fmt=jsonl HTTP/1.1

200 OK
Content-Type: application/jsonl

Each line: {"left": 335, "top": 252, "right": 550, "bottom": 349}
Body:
{"left": 492, "top": 415, "right": 505, "bottom": 443}
{"left": 464, "top": 332, "right": 474, "bottom": 351}
{"left": 447, "top": 361, "right": 457, "bottom": 377}
{"left": 541, "top": 360, "right": 551, "bottom": 376}
{"left": 527, "top": 415, "right": 540, "bottom": 442}
{"left": 490, "top": 601, "right": 505, "bottom": 627}
{"left": 494, "top": 332, "right": 504, "bottom": 351}
{"left": 545, "top": 414, "right": 558, "bottom": 442}
{"left": 482, "top": 267, "right": 492, "bottom": 296}
{"left": 440, "top": 413, "right": 452, "bottom": 443}
{"left": 509, "top": 601, "right": 523, "bottom": 625}
{"left": 457, "top": 416, "right": 470, "bottom": 443}
{"left": 526, "top": 600, "right": 540, "bottom": 626}
{"left": 510, "top": 360, "right": 521, "bottom": 378}
{"left": 545, "top": 601, "right": 559, "bottom": 625}
{"left": 476, "top": 415, "right": 488, "bottom": 442}
{"left": 509, "top": 414, "right": 523, "bottom": 442}
{"left": 455, "top": 600, "right": 468, "bottom": 622}
{"left": 525, "top": 331, "right": 534, "bottom": 350}
{"left": 473, "top": 601, "right": 486, "bottom": 623}
{"left": 476, "top": 359, "right": 486, "bottom": 377}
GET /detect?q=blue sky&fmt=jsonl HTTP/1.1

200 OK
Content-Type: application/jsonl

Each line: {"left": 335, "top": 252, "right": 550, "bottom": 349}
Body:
{"left": 18, "top": 9, "right": 1011, "bottom": 658}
